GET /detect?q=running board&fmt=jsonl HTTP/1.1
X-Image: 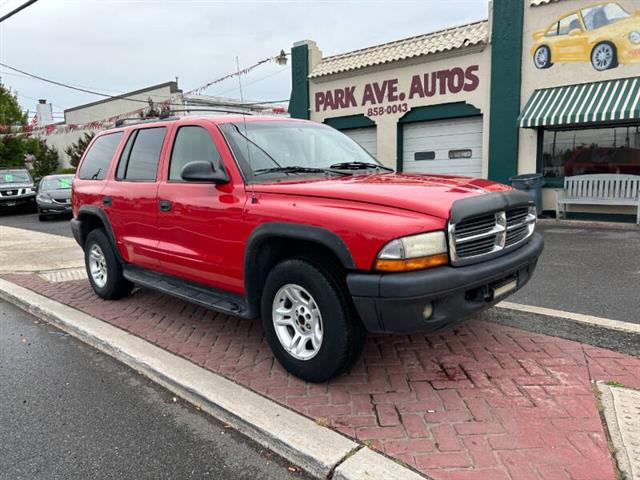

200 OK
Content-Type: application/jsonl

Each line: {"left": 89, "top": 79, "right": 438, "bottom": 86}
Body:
{"left": 123, "top": 265, "right": 250, "bottom": 318}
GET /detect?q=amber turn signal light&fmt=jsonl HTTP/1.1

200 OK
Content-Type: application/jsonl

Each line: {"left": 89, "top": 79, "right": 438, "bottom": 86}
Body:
{"left": 374, "top": 253, "right": 449, "bottom": 272}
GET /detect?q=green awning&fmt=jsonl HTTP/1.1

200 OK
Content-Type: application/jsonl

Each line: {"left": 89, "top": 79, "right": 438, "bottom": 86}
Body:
{"left": 518, "top": 77, "right": 640, "bottom": 129}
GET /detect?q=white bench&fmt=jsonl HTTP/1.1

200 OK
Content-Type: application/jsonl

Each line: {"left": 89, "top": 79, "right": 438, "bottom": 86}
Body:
{"left": 556, "top": 174, "right": 640, "bottom": 224}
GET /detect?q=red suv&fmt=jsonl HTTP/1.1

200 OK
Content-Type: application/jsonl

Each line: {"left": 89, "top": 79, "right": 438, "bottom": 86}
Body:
{"left": 71, "top": 116, "right": 543, "bottom": 382}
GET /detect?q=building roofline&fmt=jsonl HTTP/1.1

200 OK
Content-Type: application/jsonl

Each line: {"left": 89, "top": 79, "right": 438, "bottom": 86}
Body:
{"left": 319, "top": 19, "right": 488, "bottom": 63}
{"left": 64, "top": 81, "right": 181, "bottom": 114}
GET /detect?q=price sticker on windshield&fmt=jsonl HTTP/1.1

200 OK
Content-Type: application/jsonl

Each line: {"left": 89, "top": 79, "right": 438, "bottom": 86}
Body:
{"left": 3, "top": 174, "right": 13, "bottom": 182}
{"left": 59, "top": 178, "right": 71, "bottom": 188}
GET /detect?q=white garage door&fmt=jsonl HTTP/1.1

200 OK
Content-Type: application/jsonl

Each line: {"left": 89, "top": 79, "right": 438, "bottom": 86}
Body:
{"left": 403, "top": 116, "right": 483, "bottom": 177}
{"left": 343, "top": 127, "right": 377, "bottom": 159}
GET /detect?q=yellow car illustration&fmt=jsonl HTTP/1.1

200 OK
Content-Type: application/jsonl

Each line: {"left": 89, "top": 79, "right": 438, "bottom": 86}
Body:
{"left": 531, "top": 2, "right": 640, "bottom": 71}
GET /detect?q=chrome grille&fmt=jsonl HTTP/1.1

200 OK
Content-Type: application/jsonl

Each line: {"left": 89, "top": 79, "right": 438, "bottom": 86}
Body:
{"left": 0, "top": 188, "right": 30, "bottom": 197}
{"left": 448, "top": 206, "right": 536, "bottom": 266}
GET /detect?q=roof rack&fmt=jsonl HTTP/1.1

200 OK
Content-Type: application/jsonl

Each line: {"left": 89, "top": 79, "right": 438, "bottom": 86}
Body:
{"left": 114, "top": 116, "right": 179, "bottom": 128}
{"left": 166, "top": 108, "right": 255, "bottom": 116}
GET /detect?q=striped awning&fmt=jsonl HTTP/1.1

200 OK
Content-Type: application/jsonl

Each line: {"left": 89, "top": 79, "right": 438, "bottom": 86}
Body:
{"left": 518, "top": 77, "right": 640, "bottom": 128}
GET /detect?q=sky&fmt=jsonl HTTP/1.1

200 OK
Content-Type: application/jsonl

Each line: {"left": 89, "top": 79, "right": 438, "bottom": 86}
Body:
{"left": 0, "top": 0, "right": 489, "bottom": 121}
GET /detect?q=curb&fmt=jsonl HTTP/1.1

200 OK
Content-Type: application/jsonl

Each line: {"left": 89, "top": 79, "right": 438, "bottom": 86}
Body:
{"left": 596, "top": 382, "right": 640, "bottom": 480}
{"left": 0, "top": 279, "right": 427, "bottom": 480}
{"left": 537, "top": 218, "right": 639, "bottom": 231}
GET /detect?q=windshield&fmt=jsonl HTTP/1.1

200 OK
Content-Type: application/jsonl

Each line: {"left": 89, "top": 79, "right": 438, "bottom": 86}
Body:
{"left": 220, "top": 121, "right": 381, "bottom": 179}
{"left": 0, "top": 169, "right": 32, "bottom": 185}
{"left": 581, "top": 3, "right": 630, "bottom": 30}
{"left": 40, "top": 175, "right": 74, "bottom": 191}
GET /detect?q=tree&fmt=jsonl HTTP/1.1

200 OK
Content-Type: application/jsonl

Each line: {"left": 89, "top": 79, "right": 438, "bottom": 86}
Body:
{"left": 0, "top": 83, "right": 27, "bottom": 126}
{"left": 64, "top": 132, "right": 95, "bottom": 169}
{"left": 28, "top": 139, "right": 60, "bottom": 179}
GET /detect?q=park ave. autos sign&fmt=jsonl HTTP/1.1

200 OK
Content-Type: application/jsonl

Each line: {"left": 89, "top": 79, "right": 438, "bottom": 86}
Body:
{"left": 314, "top": 65, "right": 480, "bottom": 116}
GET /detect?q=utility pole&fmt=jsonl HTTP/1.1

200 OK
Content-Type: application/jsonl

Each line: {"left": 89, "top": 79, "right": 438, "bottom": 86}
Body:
{"left": 0, "top": 0, "right": 40, "bottom": 23}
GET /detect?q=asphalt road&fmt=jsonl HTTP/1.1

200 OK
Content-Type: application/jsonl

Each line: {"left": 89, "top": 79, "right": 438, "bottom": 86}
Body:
{"left": 1, "top": 211, "right": 638, "bottom": 323}
{"left": 511, "top": 222, "right": 640, "bottom": 324}
{"left": 0, "top": 300, "right": 310, "bottom": 480}
{"left": 0, "top": 210, "right": 73, "bottom": 238}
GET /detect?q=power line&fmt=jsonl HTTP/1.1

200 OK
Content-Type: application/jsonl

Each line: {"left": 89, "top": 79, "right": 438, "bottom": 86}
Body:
{"left": 0, "top": 0, "right": 39, "bottom": 23}
{"left": 0, "top": 57, "right": 289, "bottom": 108}
{"left": 0, "top": 61, "right": 162, "bottom": 104}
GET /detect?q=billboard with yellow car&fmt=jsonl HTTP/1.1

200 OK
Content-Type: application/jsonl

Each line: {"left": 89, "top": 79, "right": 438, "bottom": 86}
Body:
{"left": 531, "top": 2, "right": 640, "bottom": 71}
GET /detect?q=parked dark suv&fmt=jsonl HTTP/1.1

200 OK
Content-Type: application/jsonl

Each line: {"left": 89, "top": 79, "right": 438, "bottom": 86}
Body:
{"left": 71, "top": 116, "right": 543, "bottom": 382}
{"left": 0, "top": 168, "right": 36, "bottom": 212}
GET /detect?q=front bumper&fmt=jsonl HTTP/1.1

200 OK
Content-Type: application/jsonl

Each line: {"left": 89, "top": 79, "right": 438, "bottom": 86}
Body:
{"left": 0, "top": 194, "right": 36, "bottom": 209}
{"left": 347, "top": 233, "right": 544, "bottom": 333}
{"left": 37, "top": 201, "right": 72, "bottom": 215}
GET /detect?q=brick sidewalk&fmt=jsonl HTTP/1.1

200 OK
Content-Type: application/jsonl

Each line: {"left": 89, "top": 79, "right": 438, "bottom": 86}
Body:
{"left": 5, "top": 272, "right": 640, "bottom": 480}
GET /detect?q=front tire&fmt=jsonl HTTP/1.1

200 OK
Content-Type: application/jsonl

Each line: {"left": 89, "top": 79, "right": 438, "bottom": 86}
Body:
{"left": 84, "top": 228, "right": 133, "bottom": 300}
{"left": 261, "top": 258, "right": 364, "bottom": 382}
{"left": 533, "top": 45, "right": 553, "bottom": 69}
{"left": 591, "top": 43, "right": 618, "bottom": 71}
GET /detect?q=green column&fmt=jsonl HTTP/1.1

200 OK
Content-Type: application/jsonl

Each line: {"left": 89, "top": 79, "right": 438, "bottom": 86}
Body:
{"left": 288, "top": 42, "right": 310, "bottom": 120}
{"left": 488, "top": 0, "right": 524, "bottom": 183}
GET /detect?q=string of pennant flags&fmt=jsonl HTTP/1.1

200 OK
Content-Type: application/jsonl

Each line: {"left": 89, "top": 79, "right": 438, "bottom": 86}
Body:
{"left": 1, "top": 52, "right": 289, "bottom": 137}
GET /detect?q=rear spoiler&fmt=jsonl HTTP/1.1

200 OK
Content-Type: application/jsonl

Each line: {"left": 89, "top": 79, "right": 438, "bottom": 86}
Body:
{"left": 532, "top": 29, "right": 546, "bottom": 41}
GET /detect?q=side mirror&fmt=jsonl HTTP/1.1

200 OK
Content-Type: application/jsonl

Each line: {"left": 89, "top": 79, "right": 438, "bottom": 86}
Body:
{"left": 569, "top": 28, "right": 582, "bottom": 36}
{"left": 181, "top": 161, "right": 229, "bottom": 184}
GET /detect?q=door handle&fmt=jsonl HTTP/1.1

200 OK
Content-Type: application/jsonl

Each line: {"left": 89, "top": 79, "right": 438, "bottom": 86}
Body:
{"left": 159, "top": 199, "right": 172, "bottom": 212}
{"left": 102, "top": 196, "right": 112, "bottom": 207}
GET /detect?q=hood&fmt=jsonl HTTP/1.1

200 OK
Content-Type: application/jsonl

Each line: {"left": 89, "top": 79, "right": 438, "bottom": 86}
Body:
{"left": 0, "top": 183, "right": 33, "bottom": 190}
{"left": 41, "top": 188, "right": 71, "bottom": 199}
{"left": 253, "top": 173, "right": 511, "bottom": 219}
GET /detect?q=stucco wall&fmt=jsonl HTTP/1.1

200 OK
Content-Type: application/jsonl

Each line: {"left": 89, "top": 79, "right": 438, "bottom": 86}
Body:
{"left": 38, "top": 128, "right": 97, "bottom": 169}
{"left": 519, "top": 0, "right": 640, "bottom": 211}
{"left": 309, "top": 47, "right": 492, "bottom": 173}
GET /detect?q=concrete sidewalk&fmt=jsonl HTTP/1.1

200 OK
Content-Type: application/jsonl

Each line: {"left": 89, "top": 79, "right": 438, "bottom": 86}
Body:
{"left": 0, "top": 225, "right": 83, "bottom": 273}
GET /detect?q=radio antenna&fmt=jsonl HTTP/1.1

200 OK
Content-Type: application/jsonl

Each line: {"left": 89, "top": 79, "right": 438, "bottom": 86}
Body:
{"left": 236, "top": 56, "right": 257, "bottom": 204}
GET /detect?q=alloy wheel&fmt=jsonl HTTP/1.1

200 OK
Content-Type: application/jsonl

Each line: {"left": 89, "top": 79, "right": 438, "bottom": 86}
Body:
{"left": 89, "top": 243, "right": 108, "bottom": 288}
{"left": 272, "top": 284, "right": 323, "bottom": 361}
{"left": 592, "top": 44, "right": 614, "bottom": 71}
{"left": 534, "top": 46, "right": 550, "bottom": 69}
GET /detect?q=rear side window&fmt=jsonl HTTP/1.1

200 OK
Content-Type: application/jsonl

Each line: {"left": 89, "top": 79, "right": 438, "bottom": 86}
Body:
{"left": 169, "top": 126, "right": 222, "bottom": 181}
{"left": 78, "top": 132, "right": 123, "bottom": 180}
{"left": 117, "top": 127, "right": 166, "bottom": 182}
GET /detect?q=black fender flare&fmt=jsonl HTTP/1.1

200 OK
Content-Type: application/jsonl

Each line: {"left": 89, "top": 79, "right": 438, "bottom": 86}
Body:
{"left": 74, "top": 205, "right": 124, "bottom": 263}
{"left": 243, "top": 222, "right": 355, "bottom": 316}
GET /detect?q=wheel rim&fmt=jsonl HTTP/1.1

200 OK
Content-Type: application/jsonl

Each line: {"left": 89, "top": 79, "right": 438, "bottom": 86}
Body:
{"left": 272, "top": 284, "right": 323, "bottom": 361}
{"left": 88, "top": 244, "right": 108, "bottom": 288}
{"left": 534, "top": 47, "right": 549, "bottom": 68}
{"left": 592, "top": 44, "right": 613, "bottom": 70}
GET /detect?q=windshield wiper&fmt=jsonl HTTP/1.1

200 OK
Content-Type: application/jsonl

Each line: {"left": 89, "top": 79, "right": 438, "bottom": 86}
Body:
{"left": 329, "top": 161, "right": 394, "bottom": 172}
{"left": 254, "top": 166, "right": 349, "bottom": 177}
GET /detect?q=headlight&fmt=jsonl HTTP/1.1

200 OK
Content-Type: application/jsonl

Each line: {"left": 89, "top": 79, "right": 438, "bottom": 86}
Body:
{"left": 36, "top": 195, "right": 52, "bottom": 203}
{"left": 630, "top": 31, "right": 640, "bottom": 44}
{"left": 374, "top": 231, "right": 449, "bottom": 272}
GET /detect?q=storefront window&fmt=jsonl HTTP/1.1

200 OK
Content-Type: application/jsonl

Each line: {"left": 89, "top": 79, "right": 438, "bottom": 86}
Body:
{"left": 542, "top": 125, "right": 640, "bottom": 179}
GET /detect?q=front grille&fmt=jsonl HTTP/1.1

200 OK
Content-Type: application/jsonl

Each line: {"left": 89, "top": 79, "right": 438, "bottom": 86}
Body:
{"left": 52, "top": 197, "right": 70, "bottom": 205}
{"left": 448, "top": 205, "right": 536, "bottom": 266}
{"left": 0, "top": 188, "right": 30, "bottom": 197}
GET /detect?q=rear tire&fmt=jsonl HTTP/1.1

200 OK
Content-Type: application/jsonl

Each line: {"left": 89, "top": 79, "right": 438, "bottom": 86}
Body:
{"left": 533, "top": 45, "right": 553, "bottom": 69}
{"left": 261, "top": 258, "right": 365, "bottom": 382}
{"left": 84, "top": 228, "right": 133, "bottom": 300}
